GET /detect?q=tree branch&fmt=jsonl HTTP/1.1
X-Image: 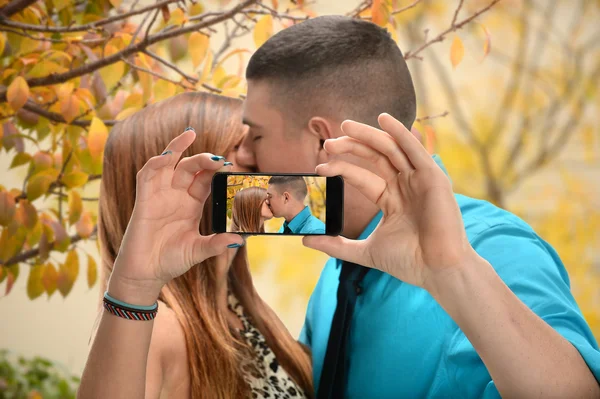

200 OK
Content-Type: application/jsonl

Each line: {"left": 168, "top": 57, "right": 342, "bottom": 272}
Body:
{"left": 404, "top": 0, "right": 502, "bottom": 60}
{"left": 0, "top": 0, "right": 179, "bottom": 33}
{"left": 451, "top": 0, "right": 465, "bottom": 26}
{"left": 143, "top": 50, "right": 223, "bottom": 93}
{"left": 415, "top": 111, "right": 449, "bottom": 123}
{"left": 0, "top": 0, "right": 258, "bottom": 103}
{"left": 121, "top": 56, "right": 194, "bottom": 90}
{"left": 0, "top": 0, "right": 37, "bottom": 18}
{"left": 0, "top": 27, "right": 107, "bottom": 45}
{"left": 50, "top": 190, "right": 99, "bottom": 201}
{"left": 1, "top": 226, "right": 98, "bottom": 267}
{"left": 22, "top": 101, "right": 117, "bottom": 127}
{"left": 360, "top": 0, "right": 425, "bottom": 21}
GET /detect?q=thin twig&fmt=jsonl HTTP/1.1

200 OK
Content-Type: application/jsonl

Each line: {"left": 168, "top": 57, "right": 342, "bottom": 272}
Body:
{"left": 122, "top": 56, "right": 193, "bottom": 90}
{"left": 451, "top": 0, "right": 465, "bottom": 26}
{"left": 415, "top": 111, "right": 449, "bottom": 122}
{"left": 22, "top": 101, "right": 117, "bottom": 127}
{"left": 0, "top": 0, "right": 37, "bottom": 18}
{"left": 404, "top": 0, "right": 502, "bottom": 60}
{"left": 0, "top": 0, "right": 179, "bottom": 33}
{"left": 0, "top": 27, "right": 107, "bottom": 45}
{"left": 50, "top": 191, "right": 99, "bottom": 201}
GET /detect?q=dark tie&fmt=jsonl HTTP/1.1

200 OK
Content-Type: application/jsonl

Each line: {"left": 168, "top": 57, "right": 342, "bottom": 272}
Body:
{"left": 317, "top": 261, "right": 370, "bottom": 399}
{"left": 283, "top": 224, "right": 292, "bottom": 234}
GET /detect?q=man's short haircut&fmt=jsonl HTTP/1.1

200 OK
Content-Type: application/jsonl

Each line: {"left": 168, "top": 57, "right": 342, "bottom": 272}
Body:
{"left": 246, "top": 15, "right": 417, "bottom": 129}
{"left": 268, "top": 176, "right": 308, "bottom": 201}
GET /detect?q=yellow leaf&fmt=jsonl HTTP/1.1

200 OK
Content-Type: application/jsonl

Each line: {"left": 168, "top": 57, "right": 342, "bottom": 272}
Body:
{"left": 123, "top": 92, "right": 143, "bottom": 109}
{"left": 98, "top": 45, "right": 125, "bottom": 90}
{"left": 0, "top": 190, "right": 16, "bottom": 226}
{"left": 65, "top": 249, "right": 79, "bottom": 280}
{"left": 189, "top": 32, "right": 209, "bottom": 69}
{"left": 450, "top": 36, "right": 464, "bottom": 68}
{"left": 253, "top": 14, "right": 273, "bottom": 48}
{"left": 189, "top": 3, "right": 204, "bottom": 16}
{"left": 62, "top": 170, "right": 88, "bottom": 188}
{"left": 371, "top": 0, "right": 391, "bottom": 27}
{"left": 87, "top": 254, "right": 97, "bottom": 288}
{"left": 199, "top": 50, "right": 214, "bottom": 85}
{"left": 212, "top": 66, "right": 226, "bottom": 87}
{"left": 76, "top": 211, "right": 94, "bottom": 238}
{"left": 7, "top": 76, "right": 30, "bottom": 111}
{"left": 60, "top": 94, "right": 81, "bottom": 123}
{"left": 27, "top": 264, "right": 45, "bottom": 299}
{"left": 56, "top": 265, "right": 73, "bottom": 297}
{"left": 87, "top": 117, "right": 108, "bottom": 159}
{"left": 27, "top": 220, "right": 42, "bottom": 248}
{"left": 26, "top": 61, "right": 68, "bottom": 79}
{"left": 153, "top": 80, "right": 176, "bottom": 103}
{"left": 10, "top": 152, "right": 32, "bottom": 169}
{"left": 115, "top": 107, "right": 140, "bottom": 121}
{"left": 109, "top": 0, "right": 121, "bottom": 7}
{"left": 26, "top": 169, "right": 59, "bottom": 201}
{"left": 168, "top": 8, "right": 186, "bottom": 26}
{"left": 42, "top": 263, "right": 58, "bottom": 296}
{"left": 0, "top": 32, "right": 6, "bottom": 56}
{"left": 32, "top": 151, "right": 53, "bottom": 174}
{"left": 68, "top": 190, "right": 82, "bottom": 225}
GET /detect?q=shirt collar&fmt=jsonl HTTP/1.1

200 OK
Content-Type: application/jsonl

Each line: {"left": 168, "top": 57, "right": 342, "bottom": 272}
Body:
{"left": 285, "top": 206, "right": 312, "bottom": 233}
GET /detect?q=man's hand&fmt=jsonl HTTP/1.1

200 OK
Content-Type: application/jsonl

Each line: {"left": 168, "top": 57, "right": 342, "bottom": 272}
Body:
{"left": 304, "top": 113, "right": 476, "bottom": 292}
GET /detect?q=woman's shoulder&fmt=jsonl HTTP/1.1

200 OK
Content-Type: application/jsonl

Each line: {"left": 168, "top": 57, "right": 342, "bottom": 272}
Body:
{"left": 149, "top": 301, "right": 190, "bottom": 397}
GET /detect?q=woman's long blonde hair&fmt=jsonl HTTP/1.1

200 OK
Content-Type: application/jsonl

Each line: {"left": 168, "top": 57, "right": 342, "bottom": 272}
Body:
{"left": 231, "top": 187, "right": 268, "bottom": 233}
{"left": 98, "top": 92, "right": 313, "bottom": 398}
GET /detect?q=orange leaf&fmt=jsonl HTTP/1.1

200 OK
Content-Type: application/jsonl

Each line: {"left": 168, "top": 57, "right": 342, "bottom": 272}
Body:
{"left": 424, "top": 125, "right": 436, "bottom": 154}
{"left": 371, "top": 0, "right": 391, "bottom": 27}
{"left": 26, "top": 169, "right": 59, "bottom": 201}
{"left": 450, "top": 36, "right": 464, "bottom": 68}
{"left": 68, "top": 190, "right": 83, "bottom": 225}
{"left": 253, "top": 14, "right": 273, "bottom": 48}
{"left": 5, "top": 271, "right": 15, "bottom": 295}
{"left": 7, "top": 76, "right": 29, "bottom": 111}
{"left": 15, "top": 200, "right": 38, "bottom": 229}
{"left": 0, "top": 190, "right": 16, "bottom": 226}
{"left": 87, "top": 117, "right": 108, "bottom": 159}
{"left": 161, "top": 5, "right": 171, "bottom": 22}
{"left": 189, "top": 32, "right": 209, "bottom": 69}
{"left": 76, "top": 211, "right": 94, "bottom": 238}
{"left": 109, "top": 0, "right": 121, "bottom": 7}
{"left": 271, "top": 0, "right": 278, "bottom": 8}
{"left": 60, "top": 94, "right": 80, "bottom": 123}
{"left": 42, "top": 262, "right": 58, "bottom": 296}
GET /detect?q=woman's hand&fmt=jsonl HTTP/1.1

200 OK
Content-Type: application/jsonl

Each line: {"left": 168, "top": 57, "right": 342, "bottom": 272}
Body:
{"left": 304, "top": 114, "right": 476, "bottom": 293}
{"left": 108, "top": 128, "right": 243, "bottom": 303}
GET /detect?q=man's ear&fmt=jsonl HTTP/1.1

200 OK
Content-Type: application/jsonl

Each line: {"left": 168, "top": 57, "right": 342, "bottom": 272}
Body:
{"left": 283, "top": 192, "right": 290, "bottom": 203}
{"left": 308, "top": 116, "right": 335, "bottom": 164}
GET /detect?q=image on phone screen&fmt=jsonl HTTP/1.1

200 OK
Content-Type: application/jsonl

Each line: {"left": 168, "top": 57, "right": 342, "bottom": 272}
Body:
{"left": 211, "top": 173, "right": 343, "bottom": 236}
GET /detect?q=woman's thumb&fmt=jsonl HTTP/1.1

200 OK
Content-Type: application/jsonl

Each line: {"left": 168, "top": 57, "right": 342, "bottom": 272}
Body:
{"left": 193, "top": 233, "right": 244, "bottom": 261}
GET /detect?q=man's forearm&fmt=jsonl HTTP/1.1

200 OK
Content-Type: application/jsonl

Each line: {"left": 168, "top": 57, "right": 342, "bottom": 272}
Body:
{"left": 426, "top": 253, "right": 600, "bottom": 398}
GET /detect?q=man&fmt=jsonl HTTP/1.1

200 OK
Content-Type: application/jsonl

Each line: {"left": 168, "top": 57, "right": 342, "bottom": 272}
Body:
{"left": 266, "top": 176, "right": 325, "bottom": 234}
{"left": 236, "top": 15, "right": 600, "bottom": 398}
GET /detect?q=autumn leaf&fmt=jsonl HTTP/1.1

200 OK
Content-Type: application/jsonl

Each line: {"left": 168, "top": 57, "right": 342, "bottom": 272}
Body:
{"left": 7, "top": 76, "right": 30, "bottom": 111}
{"left": 189, "top": 3, "right": 204, "bottom": 16}
{"left": 0, "top": 32, "right": 5, "bottom": 56}
{"left": 62, "top": 170, "right": 88, "bottom": 188}
{"left": 0, "top": 190, "right": 16, "bottom": 226}
{"left": 272, "top": 0, "right": 279, "bottom": 8}
{"left": 76, "top": 211, "right": 94, "bottom": 238}
{"left": 109, "top": 0, "right": 121, "bottom": 7}
{"left": 42, "top": 263, "right": 58, "bottom": 296}
{"left": 161, "top": 4, "right": 171, "bottom": 22}
{"left": 15, "top": 200, "right": 38, "bottom": 229}
{"left": 372, "top": 0, "right": 392, "bottom": 27}
{"left": 253, "top": 14, "right": 273, "bottom": 48}
{"left": 10, "top": 152, "right": 32, "bottom": 169}
{"left": 450, "top": 36, "right": 465, "bottom": 68}
{"left": 87, "top": 254, "right": 97, "bottom": 288}
{"left": 98, "top": 45, "right": 125, "bottom": 90}
{"left": 60, "top": 94, "right": 80, "bottom": 123}
{"left": 32, "top": 151, "right": 53, "bottom": 174}
{"left": 26, "top": 169, "right": 59, "bottom": 201}
{"left": 189, "top": 32, "right": 209, "bottom": 68}
{"left": 87, "top": 117, "right": 108, "bottom": 159}
{"left": 57, "top": 250, "right": 79, "bottom": 297}
{"left": 5, "top": 271, "right": 15, "bottom": 295}
{"left": 27, "top": 264, "right": 45, "bottom": 299}
{"left": 153, "top": 80, "right": 176, "bottom": 103}
{"left": 68, "top": 190, "right": 83, "bottom": 225}
{"left": 424, "top": 125, "right": 436, "bottom": 154}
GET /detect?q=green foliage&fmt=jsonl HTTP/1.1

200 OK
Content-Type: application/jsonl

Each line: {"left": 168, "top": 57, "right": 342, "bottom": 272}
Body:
{"left": 0, "top": 350, "right": 80, "bottom": 399}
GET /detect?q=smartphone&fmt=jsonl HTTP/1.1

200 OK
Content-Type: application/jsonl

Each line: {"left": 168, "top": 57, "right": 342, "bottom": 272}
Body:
{"left": 211, "top": 173, "right": 343, "bottom": 236}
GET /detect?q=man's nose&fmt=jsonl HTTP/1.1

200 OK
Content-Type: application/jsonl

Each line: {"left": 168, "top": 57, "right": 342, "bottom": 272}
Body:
{"left": 236, "top": 132, "right": 257, "bottom": 172}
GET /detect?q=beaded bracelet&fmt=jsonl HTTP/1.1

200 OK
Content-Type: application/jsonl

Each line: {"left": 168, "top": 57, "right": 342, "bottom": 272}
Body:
{"left": 103, "top": 291, "right": 158, "bottom": 321}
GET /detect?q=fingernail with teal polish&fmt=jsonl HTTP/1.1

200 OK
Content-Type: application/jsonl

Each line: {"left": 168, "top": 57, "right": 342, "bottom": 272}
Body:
{"left": 227, "top": 243, "right": 242, "bottom": 248}
{"left": 211, "top": 155, "right": 225, "bottom": 161}
{"left": 184, "top": 126, "right": 194, "bottom": 132}
{"left": 161, "top": 150, "right": 172, "bottom": 156}
{"left": 223, "top": 161, "right": 233, "bottom": 166}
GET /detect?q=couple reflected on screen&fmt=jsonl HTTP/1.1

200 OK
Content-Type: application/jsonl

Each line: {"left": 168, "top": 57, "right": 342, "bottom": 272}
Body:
{"left": 231, "top": 176, "right": 326, "bottom": 235}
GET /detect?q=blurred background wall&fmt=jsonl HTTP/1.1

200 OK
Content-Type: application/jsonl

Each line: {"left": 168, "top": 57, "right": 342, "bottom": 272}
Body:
{"left": 0, "top": 0, "right": 598, "bottom": 382}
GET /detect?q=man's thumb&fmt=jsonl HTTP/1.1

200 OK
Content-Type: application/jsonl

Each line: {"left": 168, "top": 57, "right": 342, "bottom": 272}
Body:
{"left": 302, "top": 235, "right": 365, "bottom": 265}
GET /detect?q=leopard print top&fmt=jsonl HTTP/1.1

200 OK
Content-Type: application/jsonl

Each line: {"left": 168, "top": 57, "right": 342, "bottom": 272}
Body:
{"left": 228, "top": 294, "right": 307, "bottom": 399}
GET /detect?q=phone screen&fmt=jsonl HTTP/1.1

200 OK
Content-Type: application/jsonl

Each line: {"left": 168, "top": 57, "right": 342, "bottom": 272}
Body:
{"left": 212, "top": 173, "right": 343, "bottom": 236}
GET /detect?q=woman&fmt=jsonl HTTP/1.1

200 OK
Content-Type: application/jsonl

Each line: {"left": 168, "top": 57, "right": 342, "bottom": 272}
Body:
{"left": 79, "top": 92, "right": 312, "bottom": 398}
{"left": 231, "top": 187, "right": 274, "bottom": 233}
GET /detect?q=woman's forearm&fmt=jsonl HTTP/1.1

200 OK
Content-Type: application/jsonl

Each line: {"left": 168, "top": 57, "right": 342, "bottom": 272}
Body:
{"left": 78, "top": 276, "right": 163, "bottom": 399}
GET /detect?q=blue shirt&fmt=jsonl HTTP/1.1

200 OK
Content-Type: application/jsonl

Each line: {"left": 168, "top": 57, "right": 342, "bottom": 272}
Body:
{"left": 299, "top": 155, "right": 600, "bottom": 398}
{"left": 278, "top": 206, "right": 325, "bottom": 234}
